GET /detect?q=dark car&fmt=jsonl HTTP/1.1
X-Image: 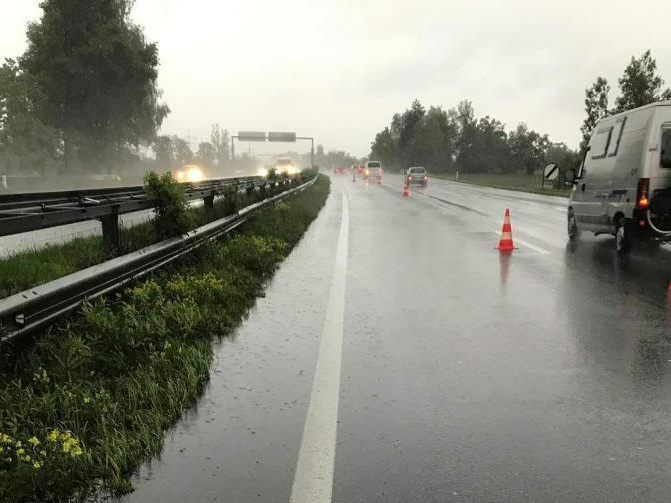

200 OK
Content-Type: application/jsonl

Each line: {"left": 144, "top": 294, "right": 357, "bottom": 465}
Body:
{"left": 406, "top": 167, "right": 428, "bottom": 187}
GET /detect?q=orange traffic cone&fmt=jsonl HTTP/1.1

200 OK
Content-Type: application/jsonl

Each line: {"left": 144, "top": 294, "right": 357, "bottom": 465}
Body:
{"left": 402, "top": 182, "right": 410, "bottom": 197}
{"left": 496, "top": 208, "right": 516, "bottom": 253}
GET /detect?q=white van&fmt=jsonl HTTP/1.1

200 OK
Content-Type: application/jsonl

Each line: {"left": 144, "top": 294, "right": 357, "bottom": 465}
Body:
{"left": 567, "top": 100, "right": 671, "bottom": 252}
{"left": 364, "top": 161, "right": 383, "bottom": 183}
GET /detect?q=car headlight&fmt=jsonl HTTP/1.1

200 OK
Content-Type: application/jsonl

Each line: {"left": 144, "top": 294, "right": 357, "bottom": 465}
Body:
{"left": 187, "top": 167, "right": 204, "bottom": 182}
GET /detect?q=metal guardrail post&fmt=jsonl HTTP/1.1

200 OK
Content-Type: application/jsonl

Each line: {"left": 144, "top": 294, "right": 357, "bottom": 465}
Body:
{"left": 203, "top": 194, "right": 214, "bottom": 209}
{"left": 99, "top": 205, "right": 120, "bottom": 250}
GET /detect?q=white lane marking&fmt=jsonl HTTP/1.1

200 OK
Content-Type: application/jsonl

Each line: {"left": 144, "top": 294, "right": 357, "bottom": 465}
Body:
{"left": 290, "top": 190, "right": 349, "bottom": 503}
{"left": 492, "top": 231, "right": 551, "bottom": 255}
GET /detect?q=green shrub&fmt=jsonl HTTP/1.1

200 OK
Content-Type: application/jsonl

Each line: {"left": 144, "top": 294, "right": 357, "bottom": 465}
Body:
{"left": 143, "top": 172, "right": 189, "bottom": 240}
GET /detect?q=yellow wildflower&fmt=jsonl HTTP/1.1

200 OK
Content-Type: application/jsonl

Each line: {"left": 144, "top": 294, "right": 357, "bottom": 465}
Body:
{"left": 47, "top": 430, "right": 60, "bottom": 442}
{"left": 0, "top": 447, "right": 3, "bottom": 454}
{"left": 33, "top": 461, "right": 41, "bottom": 469}
{"left": 71, "top": 446, "right": 83, "bottom": 457}
{"left": 62, "top": 442, "right": 71, "bottom": 454}
{"left": 40, "top": 450, "right": 46, "bottom": 457}
{"left": 1, "top": 434, "right": 12, "bottom": 444}
{"left": 24, "top": 455, "right": 31, "bottom": 462}
{"left": 15, "top": 440, "right": 22, "bottom": 448}
{"left": 83, "top": 397, "right": 91, "bottom": 404}
{"left": 16, "top": 448, "right": 24, "bottom": 456}
{"left": 28, "top": 436, "right": 40, "bottom": 447}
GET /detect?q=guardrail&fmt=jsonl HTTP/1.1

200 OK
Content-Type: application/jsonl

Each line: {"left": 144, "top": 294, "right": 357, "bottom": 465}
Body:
{"left": 0, "top": 176, "right": 266, "bottom": 247}
{"left": 0, "top": 176, "right": 317, "bottom": 345}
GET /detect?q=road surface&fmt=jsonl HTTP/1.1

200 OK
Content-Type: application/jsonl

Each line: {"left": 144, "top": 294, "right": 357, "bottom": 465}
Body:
{"left": 118, "top": 175, "right": 671, "bottom": 502}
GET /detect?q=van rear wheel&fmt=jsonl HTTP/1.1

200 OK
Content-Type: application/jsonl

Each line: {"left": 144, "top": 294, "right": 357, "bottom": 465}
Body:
{"left": 615, "top": 217, "right": 632, "bottom": 254}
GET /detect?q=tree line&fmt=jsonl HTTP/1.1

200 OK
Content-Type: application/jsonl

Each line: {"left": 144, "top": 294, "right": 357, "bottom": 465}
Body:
{"left": 371, "top": 50, "right": 670, "bottom": 177}
{"left": 370, "top": 99, "right": 578, "bottom": 176}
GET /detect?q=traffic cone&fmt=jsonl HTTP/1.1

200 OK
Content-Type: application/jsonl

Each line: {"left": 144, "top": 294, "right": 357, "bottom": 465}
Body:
{"left": 402, "top": 182, "right": 410, "bottom": 197}
{"left": 496, "top": 208, "right": 516, "bottom": 253}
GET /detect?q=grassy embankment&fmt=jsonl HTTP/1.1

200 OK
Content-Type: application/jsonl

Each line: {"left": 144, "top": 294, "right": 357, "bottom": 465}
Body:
{"left": 0, "top": 174, "right": 330, "bottom": 501}
{"left": 0, "top": 178, "right": 299, "bottom": 299}
{"left": 430, "top": 172, "right": 571, "bottom": 197}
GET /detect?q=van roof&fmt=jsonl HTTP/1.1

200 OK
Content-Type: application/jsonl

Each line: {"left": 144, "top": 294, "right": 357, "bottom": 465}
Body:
{"left": 605, "top": 99, "right": 671, "bottom": 121}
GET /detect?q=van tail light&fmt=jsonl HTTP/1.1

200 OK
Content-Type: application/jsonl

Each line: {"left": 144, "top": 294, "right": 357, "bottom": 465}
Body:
{"left": 636, "top": 178, "right": 650, "bottom": 209}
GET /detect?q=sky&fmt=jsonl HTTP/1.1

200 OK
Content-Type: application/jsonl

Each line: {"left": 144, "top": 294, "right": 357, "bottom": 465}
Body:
{"left": 1, "top": 0, "right": 671, "bottom": 157}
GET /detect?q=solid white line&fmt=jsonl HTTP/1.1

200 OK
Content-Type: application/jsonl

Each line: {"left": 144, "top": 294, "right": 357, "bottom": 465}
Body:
{"left": 290, "top": 190, "right": 349, "bottom": 503}
{"left": 492, "top": 231, "right": 551, "bottom": 255}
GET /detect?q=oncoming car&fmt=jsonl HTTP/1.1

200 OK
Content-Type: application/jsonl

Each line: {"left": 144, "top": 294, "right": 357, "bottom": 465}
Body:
{"left": 364, "top": 161, "right": 383, "bottom": 183}
{"left": 276, "top": 158, "right": 299, "bottom": 175}
{"left": 405, "top": 167, "right": 428, "bottom": 187}
{"left": 174, "top": 164, "right": 205, "bottom": 183}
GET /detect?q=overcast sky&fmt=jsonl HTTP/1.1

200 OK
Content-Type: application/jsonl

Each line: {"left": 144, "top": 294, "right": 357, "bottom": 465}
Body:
{"left": 2, "top": 0, "right": 671, "bottom": 157}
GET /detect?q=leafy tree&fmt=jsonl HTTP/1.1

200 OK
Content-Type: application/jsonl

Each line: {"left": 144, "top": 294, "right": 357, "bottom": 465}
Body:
{"left": 454, "top": 100, "right": 479, "bottom": 173}
{"left": 614, "top": 50, "right": 671, "bottom": 113}
{"left": 396, "top": 99, "right": 426, "bottom": 165}
{"left": 0, "top": 59, "right": 61, "bottom": 175}
{"left": 153, "top": 135, "right": 174, "bottom": 170}
{"left": 508, "top": 123, "right": 549, "bottom": 175}
{"left": 171, "top": 136, "right": 193, "bottom": 166}
{"left": 580, "top": 77, "right": 610, "bottom": 152}
{"left": 196, "top": 142, "right": 216, "bottom": 167}
{"left": 210, "top": 124, "right": 230, "bottom": 166}
{"left": 20, "top": 0, "right": 169, "bottom": 170}
{"left": 370, "top": 127, "right": 399, "bottom": 168}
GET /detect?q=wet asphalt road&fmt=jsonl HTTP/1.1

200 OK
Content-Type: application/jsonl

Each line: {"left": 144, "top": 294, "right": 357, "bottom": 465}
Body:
{"left": 119, "top": 175, "right": 671, "bottom": 502}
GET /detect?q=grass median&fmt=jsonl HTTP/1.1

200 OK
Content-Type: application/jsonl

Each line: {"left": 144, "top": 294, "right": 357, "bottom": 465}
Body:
{"left": 430, "top": 172, "right": 570, "bottom": 197}
{"left": 0, "top": 174, "right": 330, "bottom": 501}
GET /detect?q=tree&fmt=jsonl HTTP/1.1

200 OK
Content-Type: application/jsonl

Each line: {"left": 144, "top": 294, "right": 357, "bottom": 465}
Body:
{"left": 20, "top": 0, "right": 169, "bottom": 171}
{"left": 153, "top": 135, "right": 174, "bottom": 170}
{"left": 454, "top": 100, "right": 479, "bottom": 173}
{"left": 580, "top": 77, "right": 610, "bottom": 152}
{"left": 614, "top": 50, "right": 671, "bottom": 114}
{"left": 508, "top": 123, "right": 549, "bottom": 175}
{"left": 210, "top": 124, "right": 230, "bottom": 166}
{"left": 0, "top": 59, "right": 61, "bottom": 175}
{"left": 370, "top": 127, "right": 399, "bottom": 168}
{"left": 172, "top": 136, "right": 193, "bottom": 166}
{"left": 196, "top": 142, "right": 216, "bottom": 167}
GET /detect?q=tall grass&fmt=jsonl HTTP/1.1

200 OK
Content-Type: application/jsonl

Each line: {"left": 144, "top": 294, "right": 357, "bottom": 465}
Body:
{"left": 0, "top": 175, "right": 330, "bottom": 501}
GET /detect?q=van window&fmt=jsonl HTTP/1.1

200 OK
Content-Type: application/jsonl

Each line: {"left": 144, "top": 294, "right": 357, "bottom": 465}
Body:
{"left": 607, "top": 118, "right": 626, "bottom": 157}
{"left": 367, "top": 161, "right": 381, "bottom": 168}
{"left": 662, "top": 128, "right": 671, "bottom": 168}
{"left": 591, "top": 127, "right": 612, "bottom": 159}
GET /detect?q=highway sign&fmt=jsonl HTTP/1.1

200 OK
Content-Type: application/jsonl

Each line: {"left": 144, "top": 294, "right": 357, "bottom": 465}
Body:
{"left": 268, "top": 132, "right": 297, "bottom": 142}
{"left": 237, "top": 131, "right": 266, "bottom": 142}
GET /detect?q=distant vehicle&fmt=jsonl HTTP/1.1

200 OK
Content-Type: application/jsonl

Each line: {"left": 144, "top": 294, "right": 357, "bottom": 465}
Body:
{"left": 566, "top": 100, "right": 671, "bottom": 253}
{"left": 333, "top": 166, "right": 347, "bottom": 175}
{"left": 174, "top": 164, "right": 205, "bottom": 183}
{"left": 276, "top": 158, "right": 299, "bottom": 175}
{"left": 358, "top": 164, "right": 365, "bottom": 175}
{"left": 406, "top": 167, "right": 428, "bottom": 187}
{"left": 364, "top": 161, "right": 383, "bottom": 183}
